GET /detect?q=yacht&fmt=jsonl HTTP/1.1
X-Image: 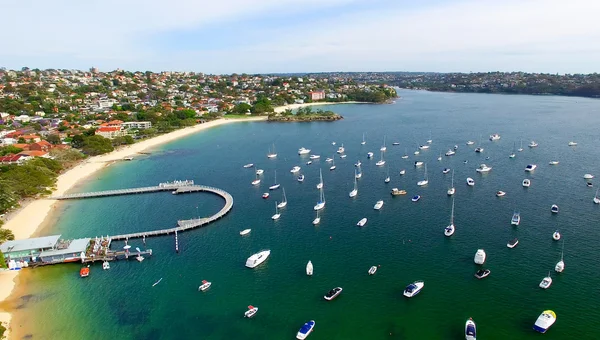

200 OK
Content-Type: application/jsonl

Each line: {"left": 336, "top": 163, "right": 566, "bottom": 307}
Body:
{"left": 403, "top": 281, "right": 424, "bottom": 298}
{"left": 476, "top": 164, "right": 492, "bottom": 173}
{"left": 466, "top": 177, "right": 475, "bottom": 186}
{"left": 198, "top": 280, "right": 212, "bottom": 291}
{"left": 533, "top": 310, "right": 556, "bottom": 333}
{"left": 243, "top": 163, "right": 254, "bottom": 168}
{"left": 309, "top": 154, "right": 320, "bottom": 160}
{"left": 324, "top": 287, "right": 343, "bottom": 301}
{"left": 552, "top": 230, "right": 561, "bottom": 241}
{"left": 329, "top": 155, "right": 336, "bottom": 171}
{"left": 539, "top": 272, "right": 552, "bottom": 289}
{"left": 391, "top": 188, "right": 407, "bottom": 196}
{"left": 368, "top": 266, "right": 377, "bottom": 275}
{"left": 314, "top": 171, "right": 326, "bottom": 210}
{"left": 414, "top": 161, "right": 424, "bottom": 167}
{"left": 522, "top": 179, "right": 531, "bottom": 187}
{"left": 427, "top": 131, "right": 433, "bottom": 144}
{"left": 277, "top": 188, "right": 288, "bottom": 208}
{"left": 568, "top": 141, "right": 577, "bottom": 146}
{"left": 474, "top": 249, "right": 486, "bottom": 264}
{"left": 267, "top": 143, "right": 277, "bottom": 158}
{"left": 411, "top": 195, "right": 421, "bottom": 202}
{"left": 489, "top": 133, "right": 501, "bottom": 141}
{"left": 245, "top": 250, "right": 271, "bottom": 268}
{"left": 337, "top": 144, "right": 345, "bottom": 154}
{"left": 298, "top": 147, "right": 311, "bottom": 155}
{"left": 367, "top": 152, "right": 374, "bottom": 159}
{"left": 376, "top": 151, "right": 386, "bottom": 166}
{"left": 373, "top": 200, "right": 384, "bottom": 210}
{"left": 316, "top": 169, "right": 324, "bottom": 189}
{"left": 355, "top": 164, "right": 362, "bottom": 179}
{"left": 496, "top": 191, "right": 506, "bottom": 197}
{"left": 290, "top": 166, "right": 301, "bottom": 173}
{"left": 251, "top": 172, "right": 261, "bottom": 186}
{"left": 509, "top": 142, "right": 516, "bottom": 158}
{"left": 584, "top": 173, "right": 594, "bottom": 179}
{"left": 418, "top": 144, "right": 430, "bottom": 150}
{"left": 518, "top": 139, "right": 524, "bottom": 152}
{"left": 555, "top": 240, "right": 565, "bottom": 273}
{"left": 312, "top": 209, "right": 320, "bottom": 225}
{"left": 306, "top": 261, "right": 313, "bottom": 276}
{"left": 507, "top": 238, "right": 519, "bottom": 248}
{"left": 529, "top": 140, "right": 538, "bottom": 148}
{"left": 593, "top": 188, "right": 600, "bottom": 204}
{"left": 442, "top": 168, "right": 450, "bottom": 174}
{"left": 357, "top": 218, "right": 367, "bottom": 227}
{"left": 298, "top": 174, "right": 305, "bottom": 182}
{"left": 384, "top": 166, "right": 391, "bottom": 183}
{"left": 361, "top": 132, "right": 366, "bottom": 145}
{"left": 474, "top": 269, "right": 491, "bottom": 279}
{"left": 417, "top": 164, "right": 429, "bottom": 186}
{"left": 437, "top": 152, "right": 442, "bottom": 161}
{"left": 551, "top": 204, "right": 559, "bottom": 213}
{"left": 511, "top": 211, "right": 521, "bottom": 225}
{"left": 445, "top": 149, "right": 455, "bottom": 156}
{"left": 402, "top": 148, "right": 409, "bottom": 159}
{"left": 296, "top": 320, "right": 315, "bottom": 340}
{"left": 271, "top": 202, "right": 281, "bottom": 220}
{"left": 349, "top": 171, "right": 358, "bottom": 198}
{"left": 380, "top": 136, "right": 387, "bottom": 152}
{"left": 466, "top": 140, "right": 475, "bottom": 145}
{"left": 444, "top": 197, "right": 456, "bottom": 237}
{"left": 399, "top": 169, "right": 406, "bottom": 175}
{"left": 465, "top": 318, "right": 477, "bottom": 340}
{"left": 262, "top": 192, "right": 269, "bottom": 199}
{"left": 525, "top": 164, "right": 537, "bottom": 172}
{"left": 549, "top": 160, "right": 559, "bottom": 165}
{"left": 240, "top": 229, "right": 251, "bottom": 236}
{"left": 269, "top": 171, "right": 281, "bottom": 190}
{"left": 244, "top": 305, "right": 258, "bottom": 318}
{"left": 256, "top": 168, "right": 264, "bottom": 175}
{"left": 447, "top": 170, "right": 456, "bottom": 195}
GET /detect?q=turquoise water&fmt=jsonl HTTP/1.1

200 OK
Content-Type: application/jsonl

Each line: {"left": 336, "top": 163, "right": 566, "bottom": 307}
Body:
{"left": 15, "top": 90, "right": 600, "bottom": 339}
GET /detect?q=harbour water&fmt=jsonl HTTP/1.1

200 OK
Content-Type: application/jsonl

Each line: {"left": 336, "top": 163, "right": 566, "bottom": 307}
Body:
{"left": 11, "top": 90, "right": 600, "bottom": 339}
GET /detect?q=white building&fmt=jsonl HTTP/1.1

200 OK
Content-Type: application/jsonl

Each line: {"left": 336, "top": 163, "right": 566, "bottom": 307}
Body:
{"left": 121, "top": 121, "right": 152, "bottom": 130}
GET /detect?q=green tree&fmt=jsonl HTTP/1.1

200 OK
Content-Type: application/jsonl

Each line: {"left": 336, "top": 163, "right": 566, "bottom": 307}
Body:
{"left": 71, "top": 135, "right": 85, "bottom": 148}
{"left": 45, "top": 134, "right": 61, "bottom": 145}
{"left": 81, "top": 135, "right": 114, "bottom": 155}
{"left": 232, "top": 103, "right": 252, "bottom": 114}
{"left": 0, "top": 146, "right": 23, "bottom": 156}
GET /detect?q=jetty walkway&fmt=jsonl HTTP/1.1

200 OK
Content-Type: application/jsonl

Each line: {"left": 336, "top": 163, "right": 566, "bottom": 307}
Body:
{"left": 51, "top": 180, "right": 233, "bottom": 243}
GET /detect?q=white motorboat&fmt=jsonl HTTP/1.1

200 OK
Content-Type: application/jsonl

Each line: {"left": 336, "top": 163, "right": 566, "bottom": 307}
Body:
{"left": 340, "top": 154, "right": 347, "bottom": 159}
{"left": 507, "top": 238, "right": 519, "bottom": 248}
{"left": 466, "top": 177, "right": 475, "bottom": 186}
{"left": 262, "top": 192, "right": 269, "bottom": 199}
{"left": 367, "top": 152, "right": 374, "bottom": 158}
{"left": 412, "top": 195, "right": 421, "bottom": 202}
{"left": 349, "top": 171, "right": 358, "bottom": 197}
{"left": 256, "top": 169, "right": 264, "bottom": 175}
{"left": 522, "top": 179, "right": 531, "bottom": 187}
{"left": 269, "top": 170, "right": 280, "bottom": 190}
{"left": 290, "top": 166, "right": 301, "bottom": 173}
{"left": 466, "top": 140, "right": 475, "bottom": 145}
{"left": 306, "top": 161, "right": 312, "bottom": 165}
{"left": 298, "top": 174, "right": 305, "bottom": 182}
{"left": 418, "top": 144, "right": 430, "bottom": 150}
{"left": 380, "top": 136, "right": 387, "bottom": 152}
{"left": 445, "top": 149, "right": 455, "bottom": 156}
{"left": 368, "top": 266, "right": 377, "bottom": 275}
{"left": 533, "top": 310, "right": 556, "bottom": 333}
{"left": 337, "top": 144, "right": 345, "bottom": 154}
{"left": 549, "top": 160, "right": 559, "bottom": 165}
{"left": 373, "top": 200, "right": 384, "bottom": 210}
{"left": 474, "top": 147, "right": 484, "bottom": 153}
{"left": 306, "top": 261, "right": 313, "bottom": 276}
{"left": 414, "top": 150, "right": 420, "bottom": 155}
{"left": 414, "top": 161, "right": 424, "bottom": 167}
{"left": 489, "top": 133, "right": 501, "bottom": 141}
{"left": 376, "top": 151, "right": 385, "bottom": 166}
{"left": 525, "top": 164, "right": 537, "bottom": 172}
{"left": 277, "top": 188, "right": 288, "bottom": 208}
{"left": 298, "top": 147, "right": 311, "bottom": 155}
{"left": 476, "top": 164, "right": 492, "bottom": 173}
{"left": 529, "top": 140, "right": 538, "bottom": 148}
{"left": 136, "top": 255, "right": 145, "bottom": 262}
{"left": 447, "top": 170, "right": 455, "bottom": 196}
{"left": 417, "top": 163, "right": 429, "bottom": 186}
{"left": 442, "top": 168, "right": 451, "bottom": 174}
{"left": 267, "top": 143, "right": 277, "bottom": 158}
{"left": 251, "top": 172, "right": 261, "bottom": 186}
{"left": 325, "top": 157, "right": 333, "bottom": 162}
{"left": 312, "top": 210, "right": 320, "bottom": 225}
{"left": 198, "top": 280, "right": 212, "bottom": 291}
{"left": 552, "top": 230, "right": 561, "bottom": 241}
{"left": 403, "top": 281, "right": 424, "bottom": 298}
{"left": 555, "top": 240, "right": 565, "bottom": 273}
{"left": 244, "top": 305, "right": 258, "bottom": 318}
{"left": 102, "top": 261, "right": 110, "bottom": 270}
{"left": 568, "top": 141, "right": 577, "bottom": 146}
{"left": 357, "top": 218, "right": 367, "bottom": 227}
{"left": 511, "top": 211, "right": 521, "bottom": 225}
{"left": 444, "top": 197, "right": 455, "bottom": 237}
{"left": 243, "top": 163, "right": 254, "bottom": 168}
{"left": 309, "top": 154, "right": 320, "bottom": 160}
{"left": 329, "top": 156, "right": 336, "bottom": 171}
{"left": 551, "top": 204, "right": 558, "bottom": 213}
{"left": 393, "top": 142, "right": 400, "bottom": 145}
{"left": 314, "top": 170, "right": 326, "bottom": 210}
{"left": 324, "top": 287, "right": 343, "bottom": 301}
{"left": 474, "top": 249, "right": 486, "bottom": 264}
{"left": 465, "top": 318, "right": 477, "bottom": 340}
{"left": 539, "top": 271, "right": 552, "bottom": 289}
{"left": 399, "top": 169, "right": 406, "bottom": 175}
{"left": 496, "top": 191, "right": 506, "bottom": 197}
{"left": 584, "top": 173, "right": 594, "bottom": 179}
{"left": 593, "top": 188, "right": 600, "bottom": 204}
{"left": 332, "top": 141, "right": 336, "bottom": 145}
{"left": 454, "top": 144, "right": 459, "bottom": 150}
{"left": 240, "top": 229, "right": 251, "bottom": 236}
{"left": 296, "top": 320, "right": 315, "bottom": 340}
{"left": 272, "top": 202, "right": 281, "bottom": 220}
{"left": 245, "top": 250, "right": 271, "bottom": 268}
{"left": 361, "top": 132, "right": 366, "bottom": 145}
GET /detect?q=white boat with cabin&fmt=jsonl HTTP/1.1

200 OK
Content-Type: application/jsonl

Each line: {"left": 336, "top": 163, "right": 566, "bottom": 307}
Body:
{"left": 594, "top": 188, "right": 600, "bottom": 204}
{"left": 309, "top": 154, "right": 320, "bottom": 159}
{"left": 198, "top": 280, "right": 212, "bottom": 291}
{"left": 555, "top": 240, "right": 565, "bottom": 273}
{"left": 298, "top": 147, "right": 311, "bottom": 155}
{"left": 267, "top": 143, "right": 277, "bottom": 158}
{"left": 522, "top": 179, "right": 531, "bottom": 187}
{"left": 314, "top": 171, "right": 326, "bottom": 210}
{"left": 245, "top": 250, "right": 271, "bottom": 268}
{"left": 474, "top": 249, "right": 486, "bottom": 264}
{"left": 306, "top": 261, "right": 313, "bottom": 276}
{"left": 403, "top": 281, "right": 424, "bottom": 298}
{"left": 511, "top": 211, "right": 520, "bottom": 225}
{"left": 277, "top": 188, "right": 287, "bottom": 208}
{"left": 373, "top": 200, "right": 384, "bottom": 210}
{"left": 549, "top": 160, "right": 559, "bottom": 165}
{"left": 245, "top": 305, "right": 258, "bottom": 318}
{"left": 357, "top": 218, "right": 367, "bottom": 227}
{"left": 290, "top": 166, "right": 301, "bottom": 173}
{"left": 329, "top": 155, "right": 336, "bottom": 171}
{"left": 361, "top": 133, "right": 366, "bottom": 145}
{"left": 269, "top": 170, "right": 280, "bottom": 190}
{"left": 256, "top": 168, "right": 264, "bottom": 175}
{"left": 489, "top": 133, "right": 501, "bottom": 141}
{"left": 444, "top": 197, "right": 455, "bottom": 237}
{"left": 466, "top": 177, "right": 475, "bottom": 186}
{"left": 368, "top": 266, "right": 377, "bottom": 275}
{"left": 552, "top": 230, "right": 561, "bottom": 241}
{"left": 529, "top": 140, "right": 538, "bottom": 148}
{"left": 380, "top": 136, "right": 387, "bottom": 152}
{"left": 240, "top": 229, "right": 251, "bottom": 236}
{"left": 465, "top": 318, "right": 477, "bottom": 340}
{"left": 312, "top": 210, "right": 320, "bottom": 225}
{"left": 533, "top": 310, "right": 556, "bottom": 333}
{"left": 539, "top": 272, "right": 552, "bottom": 289}
{"left": 476, "top": 164, "right": 492, "bottom": 173}
{"left": 445, "top": 149, "right": 455, "bottom": 156}
{"left": 568, "top": 141, "right": 577, "bottom": 146}
{"left": 337, "top": 144, "right": 345, "bottom": 154}
{"left": 525, "top": 164, "right": 537, "bottom": 172}
{"left": 376, "top": 151, "right": 385, "bottom": 166}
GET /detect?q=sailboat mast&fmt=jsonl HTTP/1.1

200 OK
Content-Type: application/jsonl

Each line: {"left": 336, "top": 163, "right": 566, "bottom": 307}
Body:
{"left": 450, "top": 197, "right": 455, "bottom": 224}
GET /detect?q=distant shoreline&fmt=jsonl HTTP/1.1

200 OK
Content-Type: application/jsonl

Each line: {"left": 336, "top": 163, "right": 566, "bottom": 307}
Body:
{"left": 273, "top": 101, "right": 370, "bottom": 113}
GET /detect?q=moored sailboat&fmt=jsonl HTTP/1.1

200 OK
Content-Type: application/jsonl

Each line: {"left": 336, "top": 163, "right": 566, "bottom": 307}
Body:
{"left": 349, "top": 171, "right": 358, "bottom": 197}
{"left": 444, "top": 197, "right": 455, "bottom": 237}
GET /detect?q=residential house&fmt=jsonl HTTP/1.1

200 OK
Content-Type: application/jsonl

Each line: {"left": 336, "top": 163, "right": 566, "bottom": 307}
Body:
{"left": 308, "top": 90, "right": 326, "bottom": 101}
{"left": 18, "top": 150, "right": 50, "bottom": 158}
{"left": 121, "top": 121, "right": 152, "bottom": 130}
{"left": 0, "top": 154, "right": 31, "bottom": 164}
{"left": 95, "top": 126, "right": 126, "bottom": 139}
{"left": 29, "top": 140, "right": 52, "bottom": 152}
{"left": 21, "top": 134, "right": 41, "bottom": 143}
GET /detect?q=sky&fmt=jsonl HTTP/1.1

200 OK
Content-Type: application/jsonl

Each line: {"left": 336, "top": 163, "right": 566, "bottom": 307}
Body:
{"left": 2, "top": 0, "right": 600, "bottom": 74}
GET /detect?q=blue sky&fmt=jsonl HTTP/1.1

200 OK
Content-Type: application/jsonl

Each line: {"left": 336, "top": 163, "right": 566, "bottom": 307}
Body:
{"left": 2, "top": 0, "right": 599, "bottom": 73}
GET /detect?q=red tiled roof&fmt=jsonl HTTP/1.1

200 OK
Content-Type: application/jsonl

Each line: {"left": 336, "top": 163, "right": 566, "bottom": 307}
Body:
{"left": 97, "top": 127, "right": 121, "bottom": 132}
{"left": 18, "top": 150, "right": 48, "bottom": 157}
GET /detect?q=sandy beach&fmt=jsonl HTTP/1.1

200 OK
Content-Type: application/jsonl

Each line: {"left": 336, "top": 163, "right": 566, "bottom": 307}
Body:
{"left": 273, "top": 101, "right": 368, "bottom": 113}
{"left": 0, "top": 116, "right": 266, "bottom": 338}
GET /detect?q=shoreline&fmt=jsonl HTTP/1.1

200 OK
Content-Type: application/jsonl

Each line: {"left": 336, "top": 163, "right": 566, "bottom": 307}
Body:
{"left": 0, "top": 116, "right": 267, "bottom": 338}
{"left": 273, "top": 101, "right": 369, "bottom": 113}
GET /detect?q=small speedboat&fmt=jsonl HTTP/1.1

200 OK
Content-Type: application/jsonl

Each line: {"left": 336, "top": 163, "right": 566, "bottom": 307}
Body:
{"left": 80, "top": 267, "right": 90, "bottom": 278}
{"left": 325, "top": 158, "right": 333, "bottom": 163}
{"left": 474, "top": 249, "right": 486, "bottom": 264}
{"left": 244, "top": 305, "right": 258, "bottom": 318}
{"left": 373, "top": 200, "right": 384, "bottom": 210}
{"left": 529, "top": 141, "right": 538, "bottom": 148}
{"left": 243, "top": 163, "right": 254, "bottom": 168}
{"left": 511, "top": 211, "right": 521, "bottom": 225}
{"left": 489, "top": 133, "right": 501, "bottom": 141}
{"left": 367, "top": 152, "right": 374, "bottom": 158}
{"left": 414, "top": 150, "right": 420, "bottom": 155}
{"left": 298, "top": 147, "right": 311, "bottom": 155}
{"left": 306, "top": 161, "right": 312, "bottom": 165}
{"left": 466, "top": 177, "right": 475, "bottom": 186}
{"left": 474, "top": 269, "right": 491, "bottom": 279}
{"left": 240, "top": 229, "right": 251, "bottom": 236}
{"left": 262, "top": 192, "right": 269, "bottom": 199}
{"left": 568, "top": 141, "right": 577, "bottom": 146}
{"left": 551, "top": 204, "right": 559, "bottom": 213}
{"left": 465, "top": 318, "right": 477, "bottom": 340}
{"left": 298, "top": 174, "right": 305, "bottom": 182}
{"left": 466, "top": 140, "right": 475, "bottom": 145}
{"left": 324, "top": 287, "right": 343, "bottom": 301}
{"left": 412, "top": 195, "right": 421, "bottom": 202}
{"left": 309, "top": 154, "right": 320, "bottom": 159}
{"left": 445, "top": 149, "right": 455, "bottom": 156}
{"left": 533, "top": 310, "right": 556, "bottom": 333}
{"left": 256, "top": 169, "right": 264, "bottom": 175}
{"left": 444, "top": 224, "right": 455, "bottom": 237}
{"left": 290, "top": 166, "right": 301, "bottom": 173}
{"left": 399, "top": 169, "right": 406, "bottom": 175}
{"left": 198, "top": 280, "right": 212, "bottom": 291}
{"left": 403, "top": 281, "right": 424, "bottom": 298}
{"left": 102, "top": 261, "right": 110, "bottom": 270}
{"left": 454, "top": 145, "right": 459, "bottom": 150}
{"left": 552, "top": 230, "right": 561, "bottom": 241}
{"left": 419, "top": 144, "right": 430, "bottom": 150}
{"left": 368, "top": 266, "right": 377, "bottom": 275}
{"left": 402, "top": 154, "right": 409, "bottom": 159}
{"left": 549, "top": 160, "right": 559, "bottom": 165}
{"left": 496, "top": 191, "right": 506, "bottom": 197}
{"left": 340, "top": 154, "right": 347, "bottom": 159}
{"left": 525, "top": 164, "right": 537, "bottom": 172}
{"left": 296, "top": 320, "right": 315, "bottom": 339}
{"left": 522, "top": 179, "right": 531, "bottom": 187}
{"left": 507, "top": 238, "right": 519, "bottom": 248}
{"left": 447, "top": 187, "right": 455, "bottom": 195}
{"left": 269, "top": 184, "right": 281, "bottom": 190}
{"left": 392, "top": 142, "right": 400, "bottom": 145}
{"left": 357, "top": 218, "right": 367, "bottom": 227}
{"left": 306, "top": 261, "right": 313, "bottom": 276}
{"left": 539, "top": 272, "right": 552, "bottom": 289}
{"left": 476, "top": 164, "right": 492, "bottom": 173}
{"left": 474, "top": 147, "right": 484, "bottom": 153}
{"left": 442, "top": 168, "right": 451, "bottom": 174}
{"left": 584, "top": 173, "right": 594, "bottom": 179}
{"left": 251, "top": 178, "right": 261, "bottom": 186}
{"left": 414, "top": 161, "right": 424, "bottom": 167}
